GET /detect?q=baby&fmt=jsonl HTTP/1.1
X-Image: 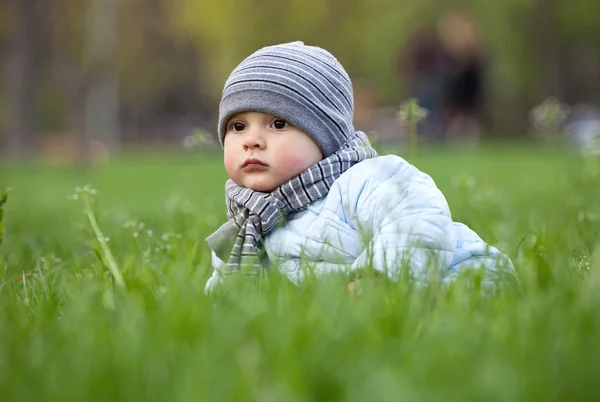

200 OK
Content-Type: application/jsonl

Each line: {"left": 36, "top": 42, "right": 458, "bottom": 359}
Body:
{"left": 205, "top": 41, "right": 514, "bottom": 291}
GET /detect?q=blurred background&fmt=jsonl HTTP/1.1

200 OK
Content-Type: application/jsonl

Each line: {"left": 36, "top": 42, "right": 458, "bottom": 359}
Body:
{"left": 1, "top": 0, "right": 599, "bottom": 164}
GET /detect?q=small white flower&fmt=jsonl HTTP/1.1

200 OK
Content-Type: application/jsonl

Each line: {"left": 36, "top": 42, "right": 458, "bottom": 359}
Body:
{"left": 397, "top": 98, "right": 429, "bottom": 126}
{"left": 578, "top": 255, "right": 591, "bottom": 271}
{"left": 183, "top": 135, "right": 197, "bottom": 149}
{"left": 530, "top": 97, "right": 570, "bottom": 129}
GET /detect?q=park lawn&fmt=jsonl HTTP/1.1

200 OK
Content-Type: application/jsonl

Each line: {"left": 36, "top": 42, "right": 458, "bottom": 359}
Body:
{"left": 0, "top": 144, "right": 599, "bottom": 401}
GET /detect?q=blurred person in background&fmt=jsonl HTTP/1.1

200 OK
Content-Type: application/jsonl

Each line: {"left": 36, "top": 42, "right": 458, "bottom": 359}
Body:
{"left": 399, "top": 11, "right": 486, "bottom": 145}
{"left": 437, "top": 11, "right": 486, "bottom": 144}
{"left": 398, "top": 27, "right": 445, "bottom": 140}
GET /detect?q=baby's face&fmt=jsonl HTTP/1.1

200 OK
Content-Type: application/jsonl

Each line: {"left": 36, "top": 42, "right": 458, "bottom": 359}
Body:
{"left": 223, "top": 112, "right": 323, "bottom": 192}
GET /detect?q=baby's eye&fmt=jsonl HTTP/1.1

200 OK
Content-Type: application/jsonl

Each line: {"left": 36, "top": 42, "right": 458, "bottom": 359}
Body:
{"left": 271, "top": 119, "right": 289, "bottom": 130}
{"left": 231, "top": 122, "right": 246, "bottom": 132}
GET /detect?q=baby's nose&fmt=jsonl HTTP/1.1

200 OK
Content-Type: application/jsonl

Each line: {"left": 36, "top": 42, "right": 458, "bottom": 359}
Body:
{"left": 243, "top": 129, "right": 266, "bottom": 149}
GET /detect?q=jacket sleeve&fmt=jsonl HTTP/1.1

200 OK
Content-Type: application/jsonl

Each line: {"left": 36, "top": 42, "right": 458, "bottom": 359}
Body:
{"left": 344, "top": 157, "right": 456, "bottom": 281}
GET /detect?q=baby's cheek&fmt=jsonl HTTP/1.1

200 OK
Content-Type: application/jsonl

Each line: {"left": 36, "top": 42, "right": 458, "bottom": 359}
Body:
{"left": 275, "top": 149, "right": 312, "bottom": 177}
{"left": 223, "top": 151, "right": 239, "bottom": 179}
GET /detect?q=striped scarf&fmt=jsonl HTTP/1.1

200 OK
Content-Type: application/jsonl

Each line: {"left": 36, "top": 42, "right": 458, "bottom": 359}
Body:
{"left": 205, "top": 131, "right": 377, "bottom": 274}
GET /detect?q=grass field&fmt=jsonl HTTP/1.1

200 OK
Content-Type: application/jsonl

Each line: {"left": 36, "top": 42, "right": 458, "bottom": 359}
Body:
{"left": 1, "top": 144, "right": 600, "bottom": 401}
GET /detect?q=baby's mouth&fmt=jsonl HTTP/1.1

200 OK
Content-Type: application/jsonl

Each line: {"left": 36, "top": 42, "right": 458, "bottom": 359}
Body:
{"left": 242, "top": 158, "right": 268, "bottom": 168}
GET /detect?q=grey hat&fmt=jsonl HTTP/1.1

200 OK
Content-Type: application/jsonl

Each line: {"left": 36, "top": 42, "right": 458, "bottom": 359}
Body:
{"left": 217, "top": 41, "right": 355, "bottom": 158}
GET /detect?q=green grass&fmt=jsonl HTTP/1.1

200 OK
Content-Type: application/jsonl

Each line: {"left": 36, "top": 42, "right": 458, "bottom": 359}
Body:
{"left": 1, "top": 145, "right": 600, "bottom": 401}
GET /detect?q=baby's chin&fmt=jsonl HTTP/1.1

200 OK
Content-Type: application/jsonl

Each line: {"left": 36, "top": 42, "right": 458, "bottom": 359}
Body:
{"left": 239, "top": 178, "right": 283, "bottom": 193}
{"left": 248, "top": 184, "right": 278, "bottom": 192}
{"left": 234, "top": 170, "right": 303, "bottom": 192}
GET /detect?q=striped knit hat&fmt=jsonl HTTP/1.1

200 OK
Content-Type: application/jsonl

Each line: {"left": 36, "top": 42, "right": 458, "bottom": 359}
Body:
{"left": 217, "top": 41, "right": 355, "bottom": 158}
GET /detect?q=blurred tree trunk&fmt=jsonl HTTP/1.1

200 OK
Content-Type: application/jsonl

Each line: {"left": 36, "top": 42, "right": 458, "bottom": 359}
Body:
{"left": 2, "top": 0, "right": 46, "bottom": 157}
{"left": 54, "top": 60, "right": 90, "bottom": 165}
{"left": 52, "top": 0, "right": 119, "bottom": 166}
{"left": 536, "top": 0, "right": 561, "bottom": 99}
{"left": 84, "top": 0, "right": 120, "bottom": 152}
